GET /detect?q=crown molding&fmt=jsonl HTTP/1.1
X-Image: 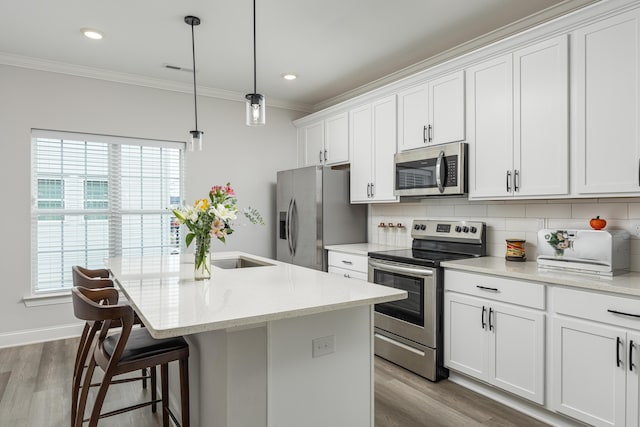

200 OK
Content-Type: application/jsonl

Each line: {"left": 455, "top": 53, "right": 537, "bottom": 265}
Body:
{"left": 0, "top": 52, "right": 314, "bottom": 113}
{"left": 311, "top": 0, "right": 599, "bottom": 112}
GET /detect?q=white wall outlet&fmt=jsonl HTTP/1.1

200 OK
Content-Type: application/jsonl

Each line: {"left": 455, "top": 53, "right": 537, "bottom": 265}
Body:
{"left": 635, "top": 224, "right": 640, "bottom": 237}
{"left": 312, "top": 335, "right": 335, "bottom": 358}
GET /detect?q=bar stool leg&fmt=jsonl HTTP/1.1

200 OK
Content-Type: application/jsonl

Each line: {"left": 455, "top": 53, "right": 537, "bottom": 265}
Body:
{"left": 161, "top": 363, "right": 169, "bottom": 427}
{"left": 151, "top": 366, "right": 157, "bottom": 413}
{"left": 179, "top": 357, "right": 190, "bottom": 427}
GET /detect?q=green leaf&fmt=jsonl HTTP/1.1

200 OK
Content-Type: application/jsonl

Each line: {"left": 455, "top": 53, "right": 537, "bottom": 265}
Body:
{"left": 185, "top": 233, "right": 195, "bottom": 247}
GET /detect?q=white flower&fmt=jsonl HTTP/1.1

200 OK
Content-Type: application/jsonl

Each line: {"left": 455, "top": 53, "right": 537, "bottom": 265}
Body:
{"left": 211, "top": 203, "right": 237, "bottom": 221}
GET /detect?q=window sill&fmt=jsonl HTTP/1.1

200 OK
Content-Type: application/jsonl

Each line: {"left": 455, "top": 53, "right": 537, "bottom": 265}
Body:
{"left": 23, "top": 292, "right": 71, "bottom": 307}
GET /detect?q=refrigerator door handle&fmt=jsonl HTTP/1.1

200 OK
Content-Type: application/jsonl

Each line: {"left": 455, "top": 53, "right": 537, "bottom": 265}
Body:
{"left": 291, "top": 198, "right": 298, "bottom": 256}
{"left": 287, "top": 198, "right": 294, "bottom": 255}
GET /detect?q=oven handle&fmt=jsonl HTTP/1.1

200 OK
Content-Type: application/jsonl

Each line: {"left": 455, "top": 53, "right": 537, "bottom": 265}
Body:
{"left": 369, "top": 260, "right": 433, "bottom": 277}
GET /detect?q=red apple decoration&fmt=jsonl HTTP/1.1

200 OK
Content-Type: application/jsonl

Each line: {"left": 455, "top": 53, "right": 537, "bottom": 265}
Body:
{"left": 590, "top": 216, "right": 606, "bottom": 230}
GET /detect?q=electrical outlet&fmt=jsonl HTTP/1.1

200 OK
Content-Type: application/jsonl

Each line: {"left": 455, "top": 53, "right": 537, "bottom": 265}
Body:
{"left": 635, "top": 224, "right": 640, "bottom": 237}
{"left": 312, "top": 335, "right": 335, "bottom": 358}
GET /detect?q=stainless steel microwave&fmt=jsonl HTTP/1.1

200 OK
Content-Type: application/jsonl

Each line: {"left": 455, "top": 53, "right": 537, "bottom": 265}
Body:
{"left": 394, "top": 142, "right": 467, "bottom": 197}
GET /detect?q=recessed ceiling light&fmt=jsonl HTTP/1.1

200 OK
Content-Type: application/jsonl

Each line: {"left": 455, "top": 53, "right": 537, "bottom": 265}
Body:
{"left": 81, "top": 28, "right": 103, "bottom": 40}
{"left": 282, "top": 73, "right": 297, "bottom": 81}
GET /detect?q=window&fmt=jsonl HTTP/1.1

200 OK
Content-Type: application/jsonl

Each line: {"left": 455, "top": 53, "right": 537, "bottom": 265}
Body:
{"left": 31, "top": 130, "right": 184, "bottom": 293}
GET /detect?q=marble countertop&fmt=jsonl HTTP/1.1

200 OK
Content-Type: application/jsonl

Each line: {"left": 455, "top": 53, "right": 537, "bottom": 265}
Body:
{"left": 324, "top": 243, "right": 408, "bottom": 257}
{"left": 106, "top": 252, "right": 407, "bottom": 339}
{"left": 442, "top": 256, "right": 640, "bottom": 297}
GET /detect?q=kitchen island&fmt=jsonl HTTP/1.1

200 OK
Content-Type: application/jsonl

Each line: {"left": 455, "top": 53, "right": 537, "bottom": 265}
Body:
{"left": 106, "top": 252, "right": 406, "bottom": 427}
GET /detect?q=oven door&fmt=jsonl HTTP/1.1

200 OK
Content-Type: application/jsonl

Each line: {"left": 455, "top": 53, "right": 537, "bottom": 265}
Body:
{"left": 368, "top": 258, "right": 436, "bottom": 348}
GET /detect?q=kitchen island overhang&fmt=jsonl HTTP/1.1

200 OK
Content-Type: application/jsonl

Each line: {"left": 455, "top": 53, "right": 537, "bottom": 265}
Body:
{"left": 106, "top": 252, "right": 407, "bottom": 427}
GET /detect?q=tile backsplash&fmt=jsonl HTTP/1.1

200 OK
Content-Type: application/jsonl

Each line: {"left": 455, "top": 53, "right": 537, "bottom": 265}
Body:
{"left": 368, "top": 197, "right": 640, "bottom": 272}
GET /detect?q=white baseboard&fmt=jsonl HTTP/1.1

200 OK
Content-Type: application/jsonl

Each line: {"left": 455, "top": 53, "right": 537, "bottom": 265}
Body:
{"left": 0, "top": 323, "right": 84, "bottom": 349}
{"left": 447, "top": 372, "right": 585, "bottom": 427}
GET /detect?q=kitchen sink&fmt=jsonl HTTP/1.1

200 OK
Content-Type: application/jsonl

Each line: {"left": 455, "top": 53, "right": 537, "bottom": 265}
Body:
{"left": 211, "top": 256, "right": 274, "bottom": 269}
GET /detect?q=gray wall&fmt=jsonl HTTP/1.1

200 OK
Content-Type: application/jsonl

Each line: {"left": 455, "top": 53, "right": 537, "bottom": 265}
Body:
{"left": 0, "top": 64, "right": 303, "bottom": 344}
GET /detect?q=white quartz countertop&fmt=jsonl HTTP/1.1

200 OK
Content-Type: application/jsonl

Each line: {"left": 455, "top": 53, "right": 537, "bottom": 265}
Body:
{"left": 442, "top": 256, "right": 640, "bottom": 297}
{"left": 324, "top": 243, "right": 408, "bottom": 256}
{"left": 106, "top": 252, "right": 407, "bottom": 339}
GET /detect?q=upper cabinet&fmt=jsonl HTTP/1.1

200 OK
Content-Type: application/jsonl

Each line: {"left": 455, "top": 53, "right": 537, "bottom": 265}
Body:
{"left": 350, "top": 95, "right": 398, "bottom": 204}
{"left": 397, "top": 70, "right": 465, "bottom": 152}
{"left": 573, "top": 9, "right": 640, "bottom": 196}
{"left": 298, "top": 112, "right": 349, "bottom": 167}
{"left": 468, "top": 35, "right": 569, "bottom": 199}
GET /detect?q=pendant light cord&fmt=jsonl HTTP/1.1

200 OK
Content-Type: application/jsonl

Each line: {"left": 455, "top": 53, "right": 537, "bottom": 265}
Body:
{"left": 191, "top": 22, "right": 199, "bottom": 131}
{"left": 253, "top": 0, "right": 257, "bottom": 94}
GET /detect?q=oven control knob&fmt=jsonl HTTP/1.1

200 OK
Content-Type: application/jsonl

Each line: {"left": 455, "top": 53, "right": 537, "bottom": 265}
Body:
{"left": 414, "top": 224, "right": 420, "bottom": 230}
{"left": 462, "top": 226, "right": 469, "bottom": 233}
{"left": 455, "top": 226, "right": 462, "bottom": 233}
{"left": 470, "top": 226, "right": 477, "bottom": 234}
{"left": 420, "top": 224, "right": 426, "bottom": 231}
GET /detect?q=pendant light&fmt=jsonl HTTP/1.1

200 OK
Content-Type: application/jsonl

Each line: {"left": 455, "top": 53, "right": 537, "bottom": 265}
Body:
{"left": 185, "top": 15, "right": 203, "bottom": 151}
{"left": 245, "top": 0, "right": 266, "bottom": 126}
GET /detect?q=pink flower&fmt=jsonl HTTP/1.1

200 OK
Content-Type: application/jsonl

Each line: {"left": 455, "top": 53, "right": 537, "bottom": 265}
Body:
{"left": 224, "top": 184, "right": 235, "bottom": 196}
{"left": 211, "top": 217, "right": 226, "bottom": 238}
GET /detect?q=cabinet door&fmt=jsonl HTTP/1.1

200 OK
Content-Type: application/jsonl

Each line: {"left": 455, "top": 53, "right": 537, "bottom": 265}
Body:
{"left": 371, "top": 95, "right": 398, "bottom": 203}
{"left": 429, "top": 70, "right": 465, "bottom": 145}
{"left": 325, "top": 112, "right": 349, "bottom": 165}
{"left": 302, "top": 122, "right": 325, "bottom": 167}
{"left": 627, "top": 332, "right": 640, "bottom": 427}
{"left": 574, "top": 9, "right": 640, "bottom": 195}
{"left": 444, "top": 293, "right": 489, "bottom": 381}
{"left": 489, "top": 302, "right": 545, "bottom": 404}
{"left": 552, "top": 316, "right": 626, "bottom": 427}
{"left": 466, "top": 55, "right": 514, "bottom": 198}
{"left": 397, "top": 84, "right": 428, "bottom": 152}
{"left": 350, "top": 104, "right": 373, "bottom": 203}
{"left": 514, "top": 35, "right": 569, "bottom": 197}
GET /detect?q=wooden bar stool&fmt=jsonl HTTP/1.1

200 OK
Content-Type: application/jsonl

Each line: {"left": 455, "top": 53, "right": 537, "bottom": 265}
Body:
{"left": 72, "top": 286, "right": 190, "bottom": 427}
{"left": 71, "top": 266, "right": 152, "bottom": 426}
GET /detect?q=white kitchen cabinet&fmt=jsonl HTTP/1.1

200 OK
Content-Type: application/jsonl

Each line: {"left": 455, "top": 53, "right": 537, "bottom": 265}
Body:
{"left": 350, "top": 95, "right": 398, "bottom": 203}
{"left": 397, "top": 70, "right": 465, "bottom": 151}
{"left": 467, "top": 35, "right": 568, "bottom": 199}
{"left": 327, "top": 251, "right": 368, "bottom": 281}
{"left": 298, "top": 113, "right": 349, "bottom": 167}
{"left": 444, "top": 270, "right": 545, "bottom": 404}
{"left": 573, "top": 9, "right": 640, "bottom": 195}
{"left": 551, "top": 286, "right": 640, "bottom": 426}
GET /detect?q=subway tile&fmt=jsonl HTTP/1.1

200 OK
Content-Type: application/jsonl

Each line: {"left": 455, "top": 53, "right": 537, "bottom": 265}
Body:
{"left": 487, "top": 204, "right": 526, "bottom": 218}
{"left": 572, "top": 202, "right": 628, "bottom": 219}
{"left": 483, "top": 218, "right": 507, "bottom": 231}
{"left": 454, "top": 204, "right": 488, "bottom": 217}
{"left": 426, "top": 205, "right": 455, "bottom": 217}
{"left": 629, "top": 203, "right": 640, "bottom": 219}
{"left": 630, "top": 238, "right": 640, "bottom": 254}
{"left": 630, "top": 254, "right": 640, "bottom": 273}
{"left": 506, "top": 218, "right": 541, "bottom": 232}
{"left": 488, "top": 230, "right": 526, "bottom": 244}
{"left": 487, "top": 243, "right": 505, "bottom": 257}
{"left": 526, "top": 203, "right": 571, "bottom": 218}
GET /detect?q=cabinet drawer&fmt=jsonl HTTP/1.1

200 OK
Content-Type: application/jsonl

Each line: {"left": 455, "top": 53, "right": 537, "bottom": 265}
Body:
{"left": 328, "top": 251, "right": 368, "bottom": 273}
{"left": 328, "top": 266, "right": 368, "bottom": 281}
{"left": 445, "top": 270, "right": 545, "bottom": 310}
{"left": 552, "top": 286, "right": 640, "bottom": 331}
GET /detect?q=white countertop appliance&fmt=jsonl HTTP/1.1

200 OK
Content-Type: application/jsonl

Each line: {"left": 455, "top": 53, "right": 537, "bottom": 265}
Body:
{"left": 537, "top": 229, "right": 630, "bottom": 276}
{"left": 368, "top": 219, "right": 486, "bottom": 381}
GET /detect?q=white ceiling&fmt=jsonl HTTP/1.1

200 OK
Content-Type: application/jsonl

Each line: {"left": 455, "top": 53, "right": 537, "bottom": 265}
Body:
{"left": 0, "top": 0, "right": 596, "bottom": 112}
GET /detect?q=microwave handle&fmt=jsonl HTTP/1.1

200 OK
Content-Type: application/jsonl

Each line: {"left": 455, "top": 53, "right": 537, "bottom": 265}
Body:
{"left": 435, "top": 150, "right": 445, "bottom": 193}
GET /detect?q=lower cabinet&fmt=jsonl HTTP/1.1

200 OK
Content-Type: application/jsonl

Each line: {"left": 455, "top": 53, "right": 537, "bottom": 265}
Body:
{"left": 327, "top": 251, "right": 368, "bottom": 281}
{"left": 551, "top": 287, "right": 640, "bottom": 427}
{"left": 444, "top": 292, "right": 545, "bottom": 404}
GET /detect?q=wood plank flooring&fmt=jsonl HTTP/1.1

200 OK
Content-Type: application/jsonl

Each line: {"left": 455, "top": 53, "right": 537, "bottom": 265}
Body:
{"left": 0, "top": 338, "right": 548, "bottom": 426}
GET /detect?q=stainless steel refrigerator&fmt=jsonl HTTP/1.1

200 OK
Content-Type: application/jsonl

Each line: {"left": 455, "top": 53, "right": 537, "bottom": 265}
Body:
{"left": 277, "top": 166, "right": 367, "bottom": 271}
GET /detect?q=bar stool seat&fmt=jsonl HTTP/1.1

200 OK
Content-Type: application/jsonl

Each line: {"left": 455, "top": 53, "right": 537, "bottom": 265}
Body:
{"left": 72, "top": 286, "right": 190, "bottom": 427}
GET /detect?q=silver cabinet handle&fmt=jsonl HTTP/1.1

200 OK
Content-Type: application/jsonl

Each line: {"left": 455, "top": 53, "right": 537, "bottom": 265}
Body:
{"left": 506, "top": 170, "right": 512, "bottom": 193}
{"left": 428, "top": 124, "right": 433, "bottom": 142}
{"left": 423, "top": 125, "right": 428, "bottom": 144}
{"left": 514, "top": 169, "right": 520, "bottom": 192}
{"left": 341, "top": 260, "right": 353, "bottom": 265}
{"left": 324, "top": 149, "right": 327, "bottom": 162}
{"left": 435, "top": 151, "right": 445, "bottom": 193}
{"left": 367, "top": 183, "right": 371, "bottom": 198}
{"left": 319, "top": 150, "right": 323, "bottom": 163}
{"left": 344, "top": 273, "right": 351, "bottom": 278}
{"left": 371, "top": 182, "right": 375, "bottom": 197}
{"left": 476, "top": 285, "right": 499, "bottom": 292}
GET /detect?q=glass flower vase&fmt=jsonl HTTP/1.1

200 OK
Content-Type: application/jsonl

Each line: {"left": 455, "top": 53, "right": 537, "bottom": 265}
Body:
{"left": 194, "top": 235, "right": 211, "bottom": 280}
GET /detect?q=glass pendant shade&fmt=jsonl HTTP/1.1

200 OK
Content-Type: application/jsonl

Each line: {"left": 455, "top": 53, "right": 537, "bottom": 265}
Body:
{"left": 188, "top": 130, "right": 203, "bottom": 152}
{"left": 245, "top": 93, "right": 266, "bottom": 126}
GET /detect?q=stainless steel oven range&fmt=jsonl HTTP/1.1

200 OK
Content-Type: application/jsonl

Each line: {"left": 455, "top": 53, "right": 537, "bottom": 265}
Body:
{"left": 368, "top": 219, "right": 486, "bottom": 381}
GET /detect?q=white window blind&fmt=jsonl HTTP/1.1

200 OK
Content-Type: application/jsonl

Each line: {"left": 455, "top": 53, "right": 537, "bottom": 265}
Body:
{"left": 31, "top": 130, "right": 184, "bottom": 293}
